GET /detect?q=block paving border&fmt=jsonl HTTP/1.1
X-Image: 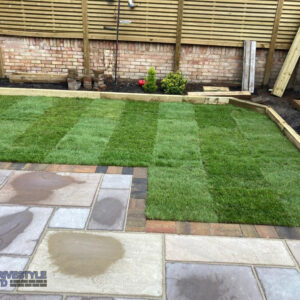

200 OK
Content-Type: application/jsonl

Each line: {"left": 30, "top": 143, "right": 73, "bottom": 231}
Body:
{"left": 1, "top": 162, "right": 300, "bottom": 240}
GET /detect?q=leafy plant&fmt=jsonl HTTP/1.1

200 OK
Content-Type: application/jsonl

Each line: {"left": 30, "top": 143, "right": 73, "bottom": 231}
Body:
{"left": 161, "top": 71, "right": 187, "bottom": 95}
{"left": 143, "top": 67, "right": 158, "bottom": 93}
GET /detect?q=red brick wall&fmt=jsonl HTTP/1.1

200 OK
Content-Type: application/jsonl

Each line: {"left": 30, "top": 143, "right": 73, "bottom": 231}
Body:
{"left": 0, "top": 35, "right": 299, "bottom": 88}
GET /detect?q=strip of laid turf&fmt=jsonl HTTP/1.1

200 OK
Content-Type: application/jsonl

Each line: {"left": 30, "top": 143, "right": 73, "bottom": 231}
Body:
{"left": 100, "top": 101, "right": 159, "bottom": 166}
{"left": 45, "top": 99, "right": 125, "bottom": 165}
{"left": 0, "top": 96, "right": 56, "bottom": 161}
{"left": 10, "top": 97, "right": 92, "bottom": 162}
{"left": 147, "top": 103, "right": 217, "bottom": 222}
{"left": 194, "top": 105, "right": 291, "bottom": 226}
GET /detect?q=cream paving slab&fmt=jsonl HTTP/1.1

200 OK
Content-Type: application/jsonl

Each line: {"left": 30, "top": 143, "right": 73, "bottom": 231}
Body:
{"left": 0, "top": 206, "right": 53, "bottom": 255}
{"left": 286, "top": 240, "right": 300, "bottom": 266}
{"left": 21, "top": 231, "right": 163, "bottom": 297}
{"left": 101, "top": 175, "right": 132, "bottom": 190}
{"left": 165, "top": 235, "right": 295, "bottom": 266}
{"left": 88, "top": 189, "right": 131, "bottom": 231}
{"left": 0, "top": 171, "right": 102, "bottom": 207}
{"left": 0, "top": 256, "right": 28, "bottom": 291}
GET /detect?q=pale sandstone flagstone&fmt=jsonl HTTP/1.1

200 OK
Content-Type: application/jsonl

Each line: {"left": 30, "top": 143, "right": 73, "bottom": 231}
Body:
{"left": 165, "top": 235, "right": 294, "bottom": 266}
{"left": 0, "top": 171, "right": 102, "bottom": 207}
{"left": 101, "top": 175, "right": 132, "bottom": 190}
{"left": 166, "top": 262, "right": 263, "bottom": 300}
{"left": 256, "top": 267, "right": 300, "bottom": 300}
{"left": 0, "top": 206, "right": 52, "bottom": 255}
{"left": 49, "top": 208, "right": 90, "bottom": 229}
{"left": 0, "top": 256, "right": 28, "bottom": 291}
{"left": 20, "top": 231, "right": 163, "bottom": 297}
{"left": 88, "top": 189, "right": 130, "bottom": 231}
{"left": 286, "top": 240, "right": 300, "bottom": 266}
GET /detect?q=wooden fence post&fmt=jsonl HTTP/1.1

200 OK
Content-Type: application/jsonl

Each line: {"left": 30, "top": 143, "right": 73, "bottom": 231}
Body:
{"left": 174, "top": 0, "right": 184, "bottom": 72}
{"left": 82, "top": 0, "right": 90, "bottom": 75}
{"left": 263, "top": 0, "right": 284, "bottom": 86}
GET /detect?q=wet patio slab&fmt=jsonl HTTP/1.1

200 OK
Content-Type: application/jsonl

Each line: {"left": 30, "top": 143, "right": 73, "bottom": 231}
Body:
{"left": 0, "top": 171, "right": 102, "bottom": 207}
{"left": 20, "top": 231, "right": 163, "bottom": 297}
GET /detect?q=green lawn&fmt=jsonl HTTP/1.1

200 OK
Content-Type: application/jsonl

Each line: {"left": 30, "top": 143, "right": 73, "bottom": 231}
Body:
{"left": 1, "top": 95, "right": 300, "bottom": 226}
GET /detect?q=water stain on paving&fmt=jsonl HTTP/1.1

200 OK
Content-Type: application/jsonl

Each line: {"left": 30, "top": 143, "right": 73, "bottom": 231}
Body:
{"left": 176, "top": 275, "right": 231, "bottom": 300}
{"left": 9, "top": 172, "right": 84, "bottom": 204}
{"left": 0, "top": 209, "right": 33, "bottom": 251}
{"left": 48, "top": 232, "right": 124, "bottom": 277}
{"left": 92, "top": 198, "right": 123, "bottom": 226}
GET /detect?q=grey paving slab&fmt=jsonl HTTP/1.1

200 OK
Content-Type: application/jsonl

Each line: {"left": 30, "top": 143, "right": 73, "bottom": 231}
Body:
{"left": 166, "top": 235, "right": 295, "bottom": 266}
{"left": 166, "top": 262, "right": 263, "bottom": 300}
{"left": 88, "top": 189, "right": 130, "bottom": 231}
{"left": 256, "top": 267, "right": 300, "bottom": 300}
{"left": 286, "top": 240, "right": 300, "bottom": 266}
{"left": 0, "top": 206, "right": 52, "bottom": 255}
{"left": 21, "top": 231, "right": 163, "bottom": 297}
{"left": 0, "top": 170, "right": 12, "bottom": 189}
{"left": 49, "top": 208, "right": 90, "bottom": 229}
{"left": 101, "top": 175, "right": 132, "bottom": 190}
{"left": 0, "top": 295, "right": 62, "bottom": 300}
{"left": 66, "top": 297, "right": 112, "bottom": 300}
{"left": 0, "top": 171, "right": 102, "bottom": 207}
{"left": 0, "top": 256, "right": 28, "bottom": 291}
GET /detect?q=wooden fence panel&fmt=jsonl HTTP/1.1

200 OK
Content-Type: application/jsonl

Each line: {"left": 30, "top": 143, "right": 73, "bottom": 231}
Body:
{"left": 0, "top": 0, "right": 299, "bottom": 50}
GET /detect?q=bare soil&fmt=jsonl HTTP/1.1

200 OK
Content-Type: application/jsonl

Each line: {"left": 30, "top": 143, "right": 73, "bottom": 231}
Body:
{"left": 252, "top": 88, "right": 300, "bottom": 134}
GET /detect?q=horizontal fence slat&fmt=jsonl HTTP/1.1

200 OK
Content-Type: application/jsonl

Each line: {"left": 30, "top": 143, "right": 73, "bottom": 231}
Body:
{"left": 0, "top": 0, "right": 298, "bottom": 50}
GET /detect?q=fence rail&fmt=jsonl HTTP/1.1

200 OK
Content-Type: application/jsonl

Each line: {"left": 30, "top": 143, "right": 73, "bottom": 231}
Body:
{"left": 0, "top": 0, "right": 299, "bottom": 50}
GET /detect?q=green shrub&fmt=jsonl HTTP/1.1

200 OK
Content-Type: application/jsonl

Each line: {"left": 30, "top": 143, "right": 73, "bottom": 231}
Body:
{"left": 161, "top": 71, "right": 187, "bottom": 95}
{"left": 143, "top": 67, "right": 158, "bottom": 93}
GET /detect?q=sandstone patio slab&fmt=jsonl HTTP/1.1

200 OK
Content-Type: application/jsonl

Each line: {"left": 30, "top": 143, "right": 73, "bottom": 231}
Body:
{"left": 49, "top": 208, "right": 90, "bottom": 229}
{"left": 0, "top": 256, "right": 28, "bottom": 291}
{"left": 21, "top": 231, "right": 163, "bottom": 297}
{"left": 286, "top": 240, "right": 300, "bottom": 266}
{"left": 165, "top": 235, "right": 294, "bottom": 266}
{"left": 0, "top": 206, "right": 52, "bottom": 255}
{"left": 256, "top": 267, "right": 300, "bottom": 300}
{"left": 0, "top": 171, "right": 102, "bottom": 207}
{"left": 101, "top": 174, "right": 132, "bottom": 190}
{"left": 88, "top": 189, "right": 130, "bottom": 231}
{"left": 166, "top": 262, "right": 263, "bottom": 300}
